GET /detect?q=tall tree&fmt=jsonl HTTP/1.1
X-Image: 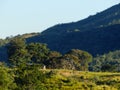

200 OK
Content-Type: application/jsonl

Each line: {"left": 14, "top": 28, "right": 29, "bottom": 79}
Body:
{"left": 44, "top": 51, "right": 62, "bottom": 69}
{"left": 26, "top": 43, "right": 49, "bottom": 64}
{"left": 7, "top": 37, "right": 29, "bottom": 66}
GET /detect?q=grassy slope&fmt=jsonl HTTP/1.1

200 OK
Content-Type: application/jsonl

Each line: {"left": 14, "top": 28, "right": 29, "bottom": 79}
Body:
{"left": 41, "top": 69, "right": 120, "bottom": 90}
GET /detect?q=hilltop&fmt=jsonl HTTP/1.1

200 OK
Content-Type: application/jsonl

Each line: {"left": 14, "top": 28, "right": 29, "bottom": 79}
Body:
{"left": 27, "top": 3, "right": 120, "bottom": 56}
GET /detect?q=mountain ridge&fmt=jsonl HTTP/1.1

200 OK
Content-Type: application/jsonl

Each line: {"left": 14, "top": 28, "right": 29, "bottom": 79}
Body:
{"left": 27, "top": 3, "right": 120, "bottom": 56}
{"left": 41, "top": 3, "right": 120, "bottom": 34}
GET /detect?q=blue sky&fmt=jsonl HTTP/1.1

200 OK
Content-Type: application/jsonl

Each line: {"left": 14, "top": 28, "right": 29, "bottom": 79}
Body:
{"left": 0, "top": 0, "right": 120, "bottom": 38}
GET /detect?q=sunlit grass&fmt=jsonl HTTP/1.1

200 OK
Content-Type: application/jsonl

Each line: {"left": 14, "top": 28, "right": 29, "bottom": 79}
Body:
{"left": 40, "top": 69, "right": 120, "bottom": 90}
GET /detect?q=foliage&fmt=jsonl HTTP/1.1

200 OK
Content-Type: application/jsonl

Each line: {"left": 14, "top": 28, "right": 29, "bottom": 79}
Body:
{"left": 0, "top": 62, "right": 120, "bottom": 90}
{"left": 66, "top": 49, "right": 92, "bottom": 71}
{"left": 7, "top": 37, "right": 30, "bottom": 66}
{"left": 0, "top": 64, "right": 17, "bottom": 90}
{"left": 15, "top": 65, "right": 47, "bottom": 90}
{"left": 90, "top": 50, "right": 120, "bottom": 72}
{"left": 44, "top": 49, "right": 92, "bottom": 71}
{"left": 26, "top": 43, "right": 49, "bottom": 64}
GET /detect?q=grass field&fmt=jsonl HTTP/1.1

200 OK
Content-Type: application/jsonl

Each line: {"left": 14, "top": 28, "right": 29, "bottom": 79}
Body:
{"left": 41, "top": 69, "right": 120, "bottom": 90}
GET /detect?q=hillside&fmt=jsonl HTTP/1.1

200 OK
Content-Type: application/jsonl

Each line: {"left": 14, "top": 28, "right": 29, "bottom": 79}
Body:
{"left": 27, "top": 3, "right": 120, "bottom": 56}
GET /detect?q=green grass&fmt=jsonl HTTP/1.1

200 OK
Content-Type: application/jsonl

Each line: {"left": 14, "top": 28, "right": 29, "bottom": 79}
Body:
{"left": 41, "top": 69, "right": 120, "bottom": 90}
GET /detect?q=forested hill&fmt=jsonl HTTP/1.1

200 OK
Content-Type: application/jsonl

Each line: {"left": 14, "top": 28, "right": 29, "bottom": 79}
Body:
{"left": 27, "top": 3, "right": 120, "bottom": 56}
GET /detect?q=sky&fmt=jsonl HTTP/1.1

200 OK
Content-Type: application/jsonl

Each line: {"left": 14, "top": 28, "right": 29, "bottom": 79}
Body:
{"left": 0, "top": 0, "right": 120, "bottom": 39}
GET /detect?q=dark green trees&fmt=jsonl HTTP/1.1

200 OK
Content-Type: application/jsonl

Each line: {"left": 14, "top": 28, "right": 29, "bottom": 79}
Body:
{"left": 90, "top": 50, "right": 120, "bottom": 72}
{"left": 26, "top": 43, "right": 49, "bottom": 64}
{"left": 7, "top": 37, "right": 29, "bottom": 66}
{"left": 44, "top": 51, "right": 62, "bottom": 69}
{"left": 7, "top": 38, "right": 50, "bottom": 67}
{"left": 7, "top": 37, "right": 92, "bottom": 71}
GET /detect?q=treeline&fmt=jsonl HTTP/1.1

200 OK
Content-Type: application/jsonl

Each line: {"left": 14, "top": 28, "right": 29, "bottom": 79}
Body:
{"left": 90, "top": 50, "right": 120, "bottom": 72}
{"left": 0, "top": 37, "right": 93, "bottom": 90}
{"left": 1, "top": 36, "right": 120, "bottom": 72}
{"left": 7, "top": 37, "right": 92, "bottom": 71}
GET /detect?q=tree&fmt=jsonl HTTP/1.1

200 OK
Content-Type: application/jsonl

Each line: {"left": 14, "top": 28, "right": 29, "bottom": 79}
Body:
{"left": 7, "top": 37, "right": 30, "bottom": 66}
{"left": 60, "top": 54, "right": 80, "bottom": 70}
{"left": 44, "top": 51, "right": 62, "bottom": 69}
{"left": 48, "top": 51, "right": 62, "bottom": 59}
{"left": 0, "top": 64, "right": 17, "bottom": 90}
{"left": 90, "top": 50, "right": 120, "bottom": 72}
{"left": 26, "top": 43, "right": 49, "bottom": 64}
{"left": 66, "top": 49, "right": 92, "bottom": 71}
{"left": 101, "top": 64, "right": 116, "bottom": 72}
